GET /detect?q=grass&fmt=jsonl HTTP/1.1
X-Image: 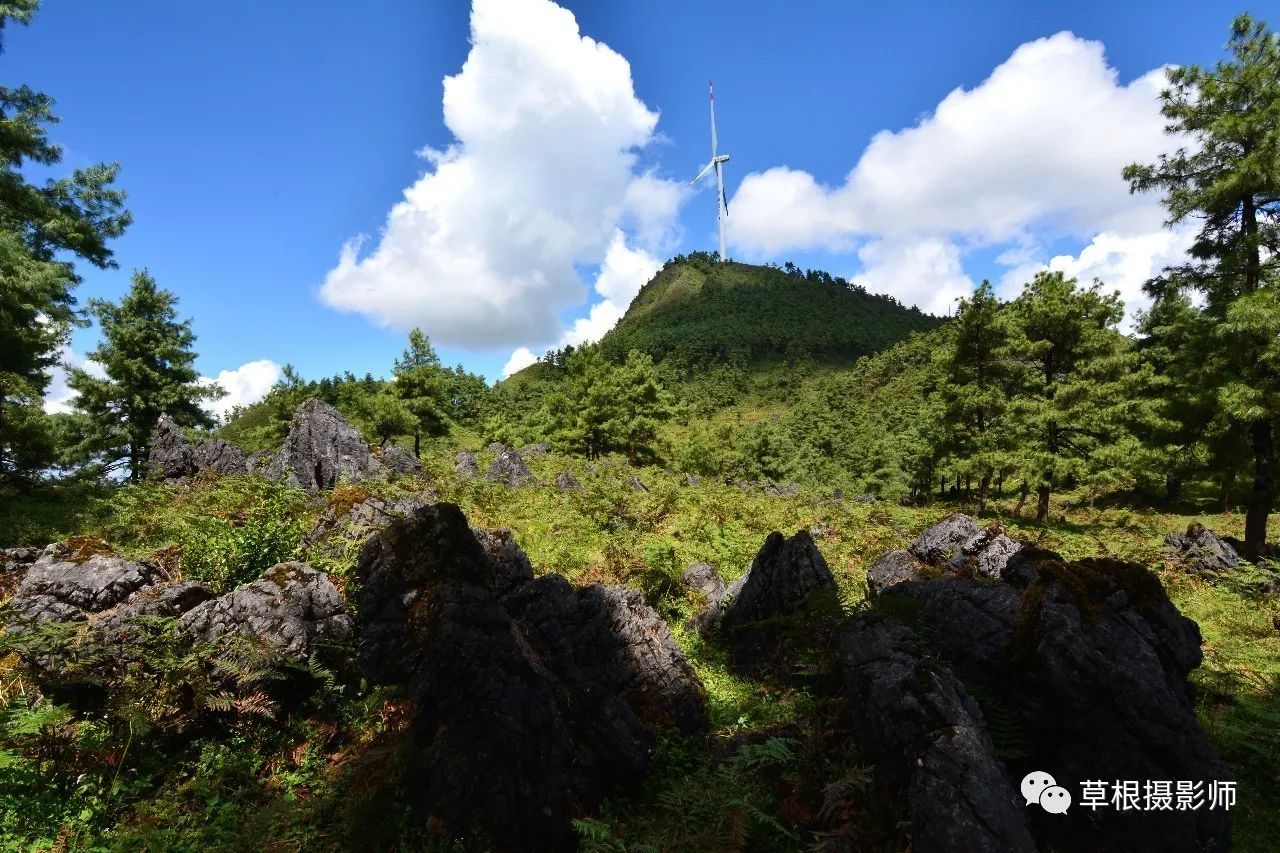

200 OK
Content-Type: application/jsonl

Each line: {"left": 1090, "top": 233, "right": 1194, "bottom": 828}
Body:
{"left": 0, "top": 447, "right": 1277, "bottom": 850}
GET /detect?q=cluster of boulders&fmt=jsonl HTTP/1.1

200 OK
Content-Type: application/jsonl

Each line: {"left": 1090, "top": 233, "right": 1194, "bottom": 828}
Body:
{"left": 2, "top": 542, "right": 351, "bottom": 702}
{"left": 353, "top": 502, "right": 706, "bottom": 850}
{"left": 148, "top": 400, "right": 423, "bottom": 491}
{"left": 1, "top": 493, "right": 1238, "bottom": 851}
{"left": 681, "top": 514, "right": 1231, "bottom": 853}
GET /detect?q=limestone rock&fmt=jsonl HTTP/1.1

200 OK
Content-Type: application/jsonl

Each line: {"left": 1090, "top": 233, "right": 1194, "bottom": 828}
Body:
{"left": 1163, "top": 521, "right": 1240, "bottom": 576}
{"left": 837, "top": 611, "right": 1035, "bottom": 853}
{"left": 554, "top": 471, "right": 582, "bottom": 492}
{"left": 193, "top": 437, "right": 248, "bottom": 476}
{"left": 455, "top": 449, "right": 479, "bottom": 479}
{"left": 180, "top": 562, "right": 352, "bottom": 666}
{"left": 484, "top": 447, "right": 535, "bottom": 487}
{"left": 147, "top": 414, "right": 196, "bottom": 480}
{"left": 269, "top": 400, "right": 375, "bottom": 492}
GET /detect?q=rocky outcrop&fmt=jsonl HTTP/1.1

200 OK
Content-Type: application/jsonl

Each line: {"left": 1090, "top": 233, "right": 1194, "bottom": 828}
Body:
{"left": 180, "top": 562, "right": 352, "bottom": 667}
{"left": 554, "top": 471, "right": 582, "bottom": 491}
{"left": 454, "top": 450, "right": 479, "bottom": 479}
{"left": 354, "top": 502, "right": 706, "bottom": 850}
{"left": 0, "top": 548, "right": 41, "bottom": 600}
{"left": 193, "top": 438, "right": 248, "bottom": 476}
{"left": 908, "top": 513, "right": 982, "bottom": 563}
{"left": 1163, "top": 521, "right": 1240, "bottom": 576}
{"left": 6, "top": 548, "right": 170, "bottom": 626}
{"left": 301, "top": 493, "right": 428, "bottom": 566}
{"left": 520, "top": 442, "right": 550, "bottom": 457}
{"left": 703, "top": 530, "right": 838, "bottom": 675}
{"left": 873, "top": 547, "right": 1231, "bottom": 852}
{"left": 375, "top": 445, "right": 422, "bottom": 476}
{"left": 484, "top": 447, "right": 534, "bottom": 487}
{"left": 149, "top": 415, "right": 248, "bottom": 481}
{"left": 268, "top": 400, "right": 375, "bottom": 491}
{"left": 866, "top": 548, "right": 925, "bottom": 597}
{"left": 148, "top": 414, "right": 197, "bottom": 480}
{"left": 869, "top": 515, "right": 1022, "bottom": 597}
{"left": 837, "top": 611, "right": 1035, "bottom": 853}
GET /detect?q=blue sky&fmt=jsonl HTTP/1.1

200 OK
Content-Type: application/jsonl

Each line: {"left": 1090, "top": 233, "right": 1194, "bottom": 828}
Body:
{"left": 6, "top": 0, "right": 1251, "bottom": 414}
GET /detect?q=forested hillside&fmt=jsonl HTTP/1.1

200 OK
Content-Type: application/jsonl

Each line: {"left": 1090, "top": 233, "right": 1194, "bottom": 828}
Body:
{"left": 594, "top": 252, "right": 941, "bottom": 366}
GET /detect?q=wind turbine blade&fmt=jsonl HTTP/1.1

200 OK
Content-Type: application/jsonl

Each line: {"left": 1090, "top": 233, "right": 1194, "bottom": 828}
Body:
{"left": 721, "top": 186, "right": 729, "bottom": 216}
{"left": 690, "top": 159, "right": 715, "bottom": 184}
{"left": 709, "top": 80, "right": 718, "bottom": 156}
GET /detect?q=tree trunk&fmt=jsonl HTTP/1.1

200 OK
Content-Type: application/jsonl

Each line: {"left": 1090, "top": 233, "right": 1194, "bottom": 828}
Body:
{"left": 1014, "top": 481, "right": 1029, "bottom": 517}
{"left": 1163, "top": 475, "right": 1181, "bottom": 509}
{"left": 1244, "top": 418, "right": 1275, "bottom": 560}
{"left": 978, "top": 469, "right": 993, "bottom": 516}
{"left": 414, "top": 431, "right": 421, "bottom": 458}
{"left": 1036, "top": 484, "right": 1051, "bottom": 523}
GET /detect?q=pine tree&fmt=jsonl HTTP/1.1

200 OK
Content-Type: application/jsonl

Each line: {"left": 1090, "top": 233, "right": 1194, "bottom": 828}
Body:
{"left": 1004, "top": 272, "right": 1156, "bottom": 522}
{"left": 940, "top": 281, "right": 1020, "bottom": 513}
{"left": 1124, "top": 13, "right": 1280, "bottom": 556}
{"left": 392, "top": 329, "right": 448, "bottom": 456}
{"left": 612, "top": 350, "right": 670, "bottom": 464}
{"left": 0, "top": 2, "right": 131, "bottom": 480}
{"left": 66, "top": 270, "right": 220, "bottom": 480}
{"left": 545, "top": 345, "right": 621, "bottom": 459}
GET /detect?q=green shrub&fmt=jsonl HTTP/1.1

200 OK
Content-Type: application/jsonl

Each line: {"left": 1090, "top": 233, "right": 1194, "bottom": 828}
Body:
{"left": 179, "top": 491, "right": 308, "bottom": 591}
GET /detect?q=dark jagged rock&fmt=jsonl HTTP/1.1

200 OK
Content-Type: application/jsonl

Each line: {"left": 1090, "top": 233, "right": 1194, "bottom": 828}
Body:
{"left": 681, "top": 562, "right": 725, "bottom": 602}
{"left": 148, "top": 414, "right": 197, "bottom": 480}
{"left": 269, "top": 399, "right": 375, "bottom": 491}
{"left": 908, "top": 513, "right": 982, "bottom": 564}
{"left": 947, "top": 527, "right": 1022, "bottom": 579}
{"left": 472, "top": 527, "right": 535, "bottom": 599}
{"left": 376, "top": 444, "right": 423, "bottom": 476}
{"left": 0, "top": 548, "right": 41, "bottom": 600}
{"left": 626, "top": 475, "right": 648, "bottom": 492}
{"left": 713, "top": 530, "right": 838, "bottom": 675}
{"left": 94, "top": 581, "right": 216, "bottom": 649}
{"left": 486, "top": 441, "right": 510, "bottom": 453}
{"left": 876, "top": 551, "right": 1231, "bottom": 852}
{"left": 301, "top": 494, "right": 428, "bottom": 565}
{"left": 246, "top": 449, "right": 276, "bottom": 475}
{"left": 1163, "top": 521, "right": 1240, "bottom": 576}
{"left": 7, "top": 549, "right": 170, "bottom": 626}
{"left": 484, "top": 447, "right": 535, "bottom": 487}
{"left": 179, "top": 562, "right": 352, "bottom": 666}
{"left": 454, "top": 449, "right": 479, "bottom": 479}
{"left": 684, "top": 473, "right": 701, "bottom": 487}
{"left": 554, "top": 471, "right": 582, "bottom": 492}
{"left": 354, "top": 503, "right": 706, "bottom": 849}
{"left": 866, "top": 549, "right": 924, "bottom": 597}
{"left": 870, "top": 517, "right": 1021, "bottom": 596}
{"left": 836, "top": 611, "right": 1035, "bottom": 853}
{"left": 193, "top": 437, "right": 248, "bottom": 476}
{"left": 763, "top": 482, "right": 799, "bottom": 497}
{"left": 520, "top": 441, "right": 550, "bottom": 457}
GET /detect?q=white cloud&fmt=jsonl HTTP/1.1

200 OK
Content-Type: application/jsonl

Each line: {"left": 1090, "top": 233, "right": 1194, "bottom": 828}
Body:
{"left": 726, "top": 31, "right": 1185, "bottom": 316}
{"left": 999, "top": 225, "right": 1198, "bottom": 327}
{"left": 502, "top": 346, "right": 539, "bottom": 377}
{"left": 201, "top": 359, "right": 282, "bottom": 422}
{"left": 320, "top": 0, "right": 681, "bottom": 350}
{"left": 730, "top": 32, "right": 1170, "bottom": 252}
{"left": 501, "top": 230, "right": 661, "bottom": 375}
{"left": 851, "top": 237, "right": 975, "bottom": 316}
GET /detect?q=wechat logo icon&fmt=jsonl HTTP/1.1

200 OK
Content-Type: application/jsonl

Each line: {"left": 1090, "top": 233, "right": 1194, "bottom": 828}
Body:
{"left": 1022, "top": 771, "right": 1071, "bottom": 814}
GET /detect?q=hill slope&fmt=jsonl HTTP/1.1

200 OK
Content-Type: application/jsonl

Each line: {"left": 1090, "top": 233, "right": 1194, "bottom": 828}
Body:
{"left": 597, "top": 252, "right": 942, "bottom": 366}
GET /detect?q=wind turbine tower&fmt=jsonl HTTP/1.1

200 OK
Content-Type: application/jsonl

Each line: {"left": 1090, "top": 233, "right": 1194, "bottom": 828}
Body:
{"left": 690, "top": 81, "right": 731, "bottom": 262}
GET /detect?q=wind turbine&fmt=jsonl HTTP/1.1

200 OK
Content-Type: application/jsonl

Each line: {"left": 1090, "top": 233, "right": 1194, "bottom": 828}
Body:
{"left": 690, "top": 81, "right": 730, "bottom": 262}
